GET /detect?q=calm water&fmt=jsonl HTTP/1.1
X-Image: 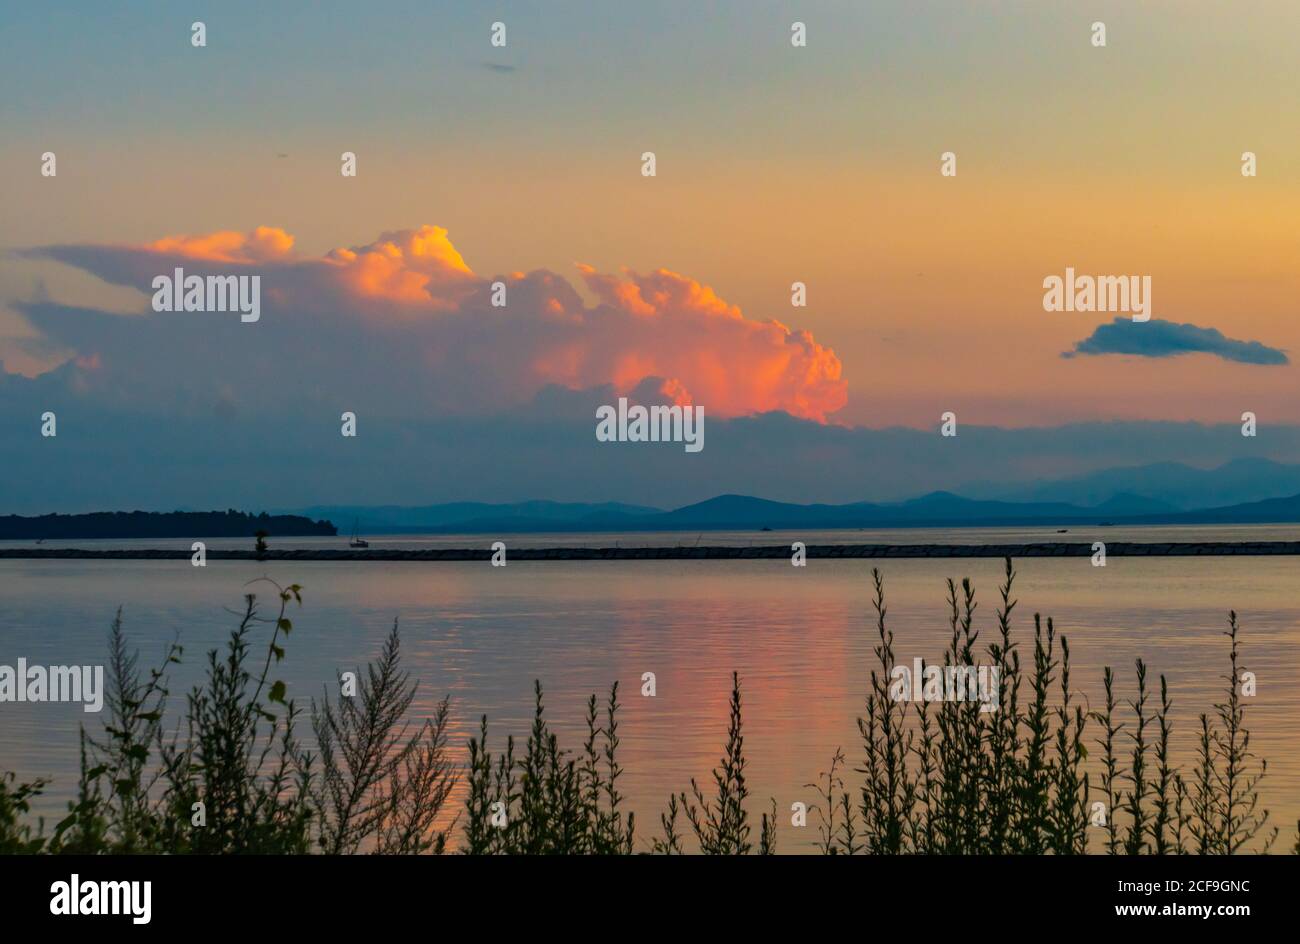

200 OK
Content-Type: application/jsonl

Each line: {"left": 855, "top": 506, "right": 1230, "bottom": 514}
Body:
{"left": 9, "top": 521, "right": 1300, "bottom": 550}
{"left": 3, "top": 531, "right": 1299, "bottom": 853}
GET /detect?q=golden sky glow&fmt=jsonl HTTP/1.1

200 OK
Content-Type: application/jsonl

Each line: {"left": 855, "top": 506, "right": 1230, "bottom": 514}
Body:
{"left": 3, "top": 1, "right": 1299, "bottom": 427}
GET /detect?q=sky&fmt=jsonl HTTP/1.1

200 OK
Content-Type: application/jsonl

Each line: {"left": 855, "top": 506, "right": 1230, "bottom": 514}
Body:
{"left": 3, "top": 1, "right": 1300, "bottom": 511}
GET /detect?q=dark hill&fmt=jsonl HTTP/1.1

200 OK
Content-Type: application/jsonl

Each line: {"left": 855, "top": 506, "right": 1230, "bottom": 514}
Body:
{"left": 0, "top": 510, "right": 336, "bottom": 540}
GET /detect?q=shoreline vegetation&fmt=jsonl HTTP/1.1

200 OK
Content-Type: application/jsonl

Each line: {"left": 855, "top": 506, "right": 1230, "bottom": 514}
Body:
{"left": 0, "top": 511, "right": 335, "bottom": 541}
{"left": 6, "top": 541, "right": 1300, "bottom": 560}
{"left": 1, "top": 560, "right": 1295, "bottom": 855}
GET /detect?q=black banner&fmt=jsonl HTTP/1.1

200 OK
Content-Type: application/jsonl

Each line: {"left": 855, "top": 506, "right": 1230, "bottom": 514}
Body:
{"left": 0, "top": 854, "right": 1286, "bottom": 932}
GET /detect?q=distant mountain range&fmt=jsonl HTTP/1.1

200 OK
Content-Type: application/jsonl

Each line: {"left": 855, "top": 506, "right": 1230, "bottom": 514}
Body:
{"left": 594, "top": 491, "right": 1300, "bottom": 532}
{"left": 15, "top": 460, "right": 1298, "bottom": 540}
{"left": 960, "top": 457, "right": 1300, "bottom": 510}
{"left": 281, "top": 477, "right": 1300, "bottom": 535}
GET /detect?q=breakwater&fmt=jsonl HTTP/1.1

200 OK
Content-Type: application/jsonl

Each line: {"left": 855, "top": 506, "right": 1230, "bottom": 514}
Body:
{"left": 4, "top": 541, "right": 1300, "bottom": 561}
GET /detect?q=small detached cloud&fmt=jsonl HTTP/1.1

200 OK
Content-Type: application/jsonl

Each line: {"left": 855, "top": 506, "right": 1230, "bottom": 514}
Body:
{"left": 1063, "top": 317, "right": 1288, "bottom": 366}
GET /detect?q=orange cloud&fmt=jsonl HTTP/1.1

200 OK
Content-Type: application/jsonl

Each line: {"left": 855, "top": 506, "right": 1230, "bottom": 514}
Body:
{"left": 28, "top": 225, "right": 849, "bottom": 422}
{"left": 580, "top": 265, "right": 742, "bottom": 321}
{"left": 325, "top": 225, "right": 477, "bottom": 307}
{"left": 569, "top": 266, "right": 846, "bottom": 421}
{"left": 147, "top": 226, "right": 294, "bottom": 263}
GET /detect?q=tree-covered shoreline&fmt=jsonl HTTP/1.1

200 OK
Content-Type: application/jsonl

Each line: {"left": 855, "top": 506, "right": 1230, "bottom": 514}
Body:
{"left": 0, "top": 510, "right": 335, "bottom": 541}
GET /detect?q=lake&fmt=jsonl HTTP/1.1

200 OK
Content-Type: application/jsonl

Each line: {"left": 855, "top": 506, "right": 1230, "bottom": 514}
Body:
{"left": 3, "top": 525, "right": 1299, "bottom": 853}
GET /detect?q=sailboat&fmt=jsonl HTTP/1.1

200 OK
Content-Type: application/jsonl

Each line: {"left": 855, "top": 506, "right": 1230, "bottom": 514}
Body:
{"left": 349, "top": 520, "right": 369, "bottom": 549}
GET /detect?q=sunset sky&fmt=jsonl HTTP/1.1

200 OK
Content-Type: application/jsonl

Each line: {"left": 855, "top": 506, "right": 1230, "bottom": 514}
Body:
{"left": 3, "top": 1, "right": 1300, "bottom": 510}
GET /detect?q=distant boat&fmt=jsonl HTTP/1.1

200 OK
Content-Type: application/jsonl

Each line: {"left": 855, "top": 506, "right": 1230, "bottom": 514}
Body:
{"left": 349, "top": 520, "right": 369, "bottom": 549}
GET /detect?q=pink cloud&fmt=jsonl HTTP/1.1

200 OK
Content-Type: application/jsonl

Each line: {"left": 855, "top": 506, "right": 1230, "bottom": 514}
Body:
{"left": 147, "top": 225, "right": 295, "bottom": 263}
{"left": 23, "top": 225, "right": 848, "bottom": 422}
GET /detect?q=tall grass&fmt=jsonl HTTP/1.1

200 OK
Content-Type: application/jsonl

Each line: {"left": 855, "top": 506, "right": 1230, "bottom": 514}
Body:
{"left": 0, "top": 580, "right": 450, "bottom": 854}
{"left": 462, "top": 680, "right": 636, "bottom": 854}
{"left": 0, "top": 562, "right": 1291, "bottom": 854}
{"left": 811, "top": 560, "right": 1280, "bottom": 855}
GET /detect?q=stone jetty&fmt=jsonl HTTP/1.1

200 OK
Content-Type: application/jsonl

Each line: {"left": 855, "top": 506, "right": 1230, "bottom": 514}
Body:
{"left": 4, "top": 542, "right": 1300, "bottom": 561}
